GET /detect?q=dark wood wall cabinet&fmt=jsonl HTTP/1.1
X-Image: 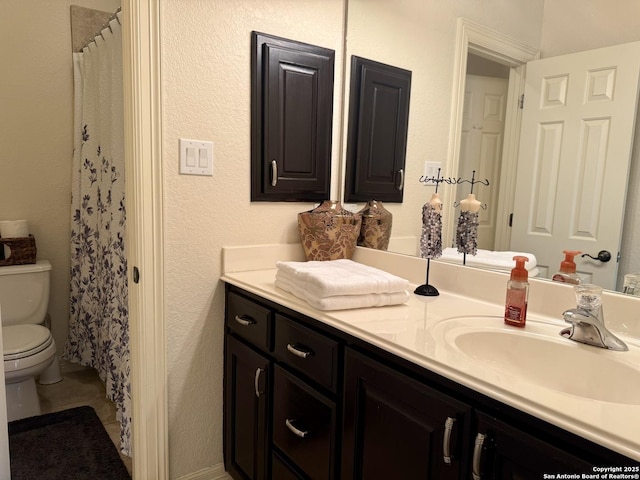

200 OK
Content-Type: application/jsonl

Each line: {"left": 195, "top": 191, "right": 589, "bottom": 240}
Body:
{"left": 344, "top": 56, "right": 412, "bottom": 203}
{"left": 223, "top": 284, "right": 636, "bottom": 479}
{"left": 251, "top": 32, "right": 335, "bottom": 202}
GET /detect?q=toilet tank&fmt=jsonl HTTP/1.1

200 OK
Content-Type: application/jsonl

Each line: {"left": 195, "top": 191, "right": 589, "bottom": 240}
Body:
{"left": 0, "top": 260, "right": 51, "bottom": 326}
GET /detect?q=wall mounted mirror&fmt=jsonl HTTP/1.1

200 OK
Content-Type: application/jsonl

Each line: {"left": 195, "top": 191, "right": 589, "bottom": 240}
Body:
{"left": 341, "top": 0, "right": 640, "bottom": 293}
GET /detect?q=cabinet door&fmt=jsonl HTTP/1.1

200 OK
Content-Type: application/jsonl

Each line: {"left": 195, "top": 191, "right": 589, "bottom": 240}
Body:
{"left": 344, "top": 56, "right": 411, "bottom": 203}
{"left": 342, "top": 348, "right": 470, "bottom": 480}
{"left": 251, "top": 31, "right": 334, "bottom": 202}
{"left": 472, "top": 412, "right": 593, "bottom": 480}
{"left": 224, "top": 335, "right": 271, "bottom": 480}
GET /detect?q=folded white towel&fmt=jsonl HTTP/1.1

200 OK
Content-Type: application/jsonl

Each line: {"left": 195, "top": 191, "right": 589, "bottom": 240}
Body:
{"left": 275, "top": 259, "right": 410, "bottom": 297}
{"left": 439, "top": 248, "right": 538, "bottom": 271}
{"left": 275, "top": 274, "right": 410, "bottom": 310}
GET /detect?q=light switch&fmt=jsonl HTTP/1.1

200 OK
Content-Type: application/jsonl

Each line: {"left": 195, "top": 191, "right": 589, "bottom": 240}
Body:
{"left": 179, "top": 139, "right": 213, "bottom": 176}
{"left": 424, "top": 161, "right": 442, "bottom": 180}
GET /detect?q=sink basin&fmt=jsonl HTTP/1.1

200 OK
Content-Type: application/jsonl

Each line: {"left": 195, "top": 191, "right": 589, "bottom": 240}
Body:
{"left": 431, "top": 316, "right": 640, "bottom": 405}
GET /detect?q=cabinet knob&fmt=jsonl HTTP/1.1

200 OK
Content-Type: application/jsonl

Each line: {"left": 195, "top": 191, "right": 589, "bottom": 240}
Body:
{"left": 285, "top": 418, "right": 308, "bottom": 438}
{"left": 442, "top": 416, "right": 456, "bottom": 465}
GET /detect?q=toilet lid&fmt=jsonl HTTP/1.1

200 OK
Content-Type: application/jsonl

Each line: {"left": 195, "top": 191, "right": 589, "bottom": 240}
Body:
{"left": 3, "top": 325, "right": 53, "bottom": 360}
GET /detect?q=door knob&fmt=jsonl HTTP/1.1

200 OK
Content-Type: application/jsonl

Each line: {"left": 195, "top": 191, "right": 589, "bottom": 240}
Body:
{"left": 581, "top": 250, "right": 612, "bottom": 263}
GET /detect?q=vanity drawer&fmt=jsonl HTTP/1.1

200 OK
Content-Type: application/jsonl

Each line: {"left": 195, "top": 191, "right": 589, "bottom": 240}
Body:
{"left": 274, "top": 314, "right": 339, "bottom": 392}
{"left": 226, "top": 291, "right": 273, "bottom": 351}
{"left": 272, "top": 365, "right": 337, "bottom": 480}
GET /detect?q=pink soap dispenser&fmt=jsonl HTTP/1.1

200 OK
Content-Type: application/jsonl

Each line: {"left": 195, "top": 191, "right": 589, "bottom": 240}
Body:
{"left": 504, "top": 256, "right": 530, "bottom": 327}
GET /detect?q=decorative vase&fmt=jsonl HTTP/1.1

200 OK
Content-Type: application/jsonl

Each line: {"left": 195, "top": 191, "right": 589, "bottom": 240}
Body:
{"left": 298, "top": 201, "right": 362, "bottom": 261}
{"left": 357, "top": 200, "right": 393, "bottom": 250}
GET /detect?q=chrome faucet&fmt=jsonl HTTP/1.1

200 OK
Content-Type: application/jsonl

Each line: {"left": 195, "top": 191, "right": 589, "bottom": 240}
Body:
{"left": 560, "top": 284, "right": 628, "bottom": 352}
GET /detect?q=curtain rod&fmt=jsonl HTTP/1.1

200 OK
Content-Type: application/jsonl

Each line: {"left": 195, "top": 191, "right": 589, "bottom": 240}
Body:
{"left": 78, "top": 7, "right": 122, "bottom": 52}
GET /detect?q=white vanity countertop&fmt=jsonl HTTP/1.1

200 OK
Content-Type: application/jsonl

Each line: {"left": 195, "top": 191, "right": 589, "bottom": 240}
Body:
{"left": 221, "top": 244, "right": 640, "bottom": 462}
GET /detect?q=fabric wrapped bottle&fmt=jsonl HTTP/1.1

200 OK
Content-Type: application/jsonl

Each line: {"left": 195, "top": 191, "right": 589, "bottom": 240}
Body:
{"left": 298, "top": 201, "right": 362, "bottom": 261}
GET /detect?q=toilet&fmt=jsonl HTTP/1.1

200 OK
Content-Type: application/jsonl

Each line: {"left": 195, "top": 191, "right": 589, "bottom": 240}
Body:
{"left": 0, "top": 260, "right": 62, "bottom": 421}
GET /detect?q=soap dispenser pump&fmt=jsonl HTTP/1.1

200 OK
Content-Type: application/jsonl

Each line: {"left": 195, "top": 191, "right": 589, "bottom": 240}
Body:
{"left": 504, "top": 256, "right": 530, "bottom": 327}
{"left": 552, "top": 250, "right": 581, "bottom": 285}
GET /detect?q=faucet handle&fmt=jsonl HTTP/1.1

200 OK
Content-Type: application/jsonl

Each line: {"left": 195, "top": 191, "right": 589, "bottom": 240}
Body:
{"left": 562, "top": 308, "right": 599, "bottom": 326}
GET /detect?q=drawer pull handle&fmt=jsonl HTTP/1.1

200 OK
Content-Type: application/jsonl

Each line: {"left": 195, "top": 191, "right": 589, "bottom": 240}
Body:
{"left": 271, "top": 160, "right": 278, "bottom": 187}
{"left": 285, "top": 418, "right": 308, "bottom": 438}
{"left": 472, "top": 433, "right": 486, "bottom": 480}
{"left": 234, "top": 315, "right": 256, "bottom": 327}
{"left": 442, "top": 416, "right": 455, "bottom": 465}
{"left": 286, "top": 343, "right": 313, "bottom": 359}
{"left": 397, "top": 168, "right": 405, "bottom": 190}
{"left": 254, "top": 368, "right": 263, "bottom": 398}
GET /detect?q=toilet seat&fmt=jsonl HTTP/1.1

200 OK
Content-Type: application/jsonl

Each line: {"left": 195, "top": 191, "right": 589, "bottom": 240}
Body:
{"left": 3, "top": 325, "right": 54, "bottom": 373}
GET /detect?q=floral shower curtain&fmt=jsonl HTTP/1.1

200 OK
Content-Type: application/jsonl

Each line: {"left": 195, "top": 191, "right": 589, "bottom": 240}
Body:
{"left": 64, "top": 12, "right": 131, "bottom": 456}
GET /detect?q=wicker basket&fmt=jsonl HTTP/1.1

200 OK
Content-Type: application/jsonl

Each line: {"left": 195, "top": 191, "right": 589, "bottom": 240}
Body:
{"left": 0, "top": 235, "right": 37, "bottom": 266}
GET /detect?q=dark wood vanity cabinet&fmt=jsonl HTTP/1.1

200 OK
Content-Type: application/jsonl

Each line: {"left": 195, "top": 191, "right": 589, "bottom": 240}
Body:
{"left": 471, "top": 412, "right": 593, "bottom": 480}
{"left": 223, "top": 285, "right": 637, "bottom": 479}
{"left": 251, "top": 32, "right": 334, "bottom": 202}
{"left": 224, "top": 335, "right": 271, "bottom": 480}
{"left": 342, "top": 348, "right": 470, "bottom": 480}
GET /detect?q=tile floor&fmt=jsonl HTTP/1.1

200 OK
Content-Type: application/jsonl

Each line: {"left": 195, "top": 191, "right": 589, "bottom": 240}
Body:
{"left": 35, "top": 361, "right": 133, "bottom": 474}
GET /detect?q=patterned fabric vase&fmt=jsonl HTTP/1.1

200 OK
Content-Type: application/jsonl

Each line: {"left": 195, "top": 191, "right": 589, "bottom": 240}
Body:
{"left": 298, "top": 201, "right": 362, "bottom": 261}
{"left": 357, "top": 200, "right": 393, "bottom": 250}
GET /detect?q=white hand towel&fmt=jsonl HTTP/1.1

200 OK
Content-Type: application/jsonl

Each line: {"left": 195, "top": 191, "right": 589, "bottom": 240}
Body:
{"left": 275, "top": 259, "right": 410, "bottom": 297}
{"left": 275, "top": 274, "right": 410, "bottom": 311}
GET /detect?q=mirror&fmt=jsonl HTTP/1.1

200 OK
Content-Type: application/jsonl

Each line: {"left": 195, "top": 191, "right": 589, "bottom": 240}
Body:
{"left": 342, "top": 0, "right": 640, "bottom": 293}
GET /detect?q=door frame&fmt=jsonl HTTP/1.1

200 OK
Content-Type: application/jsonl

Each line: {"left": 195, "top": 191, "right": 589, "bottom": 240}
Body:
{"left": 444, "top": 18, "right": 539, "bottom": 249}
{"left": 122, "top": 1, "right": 169, "bottom": 479}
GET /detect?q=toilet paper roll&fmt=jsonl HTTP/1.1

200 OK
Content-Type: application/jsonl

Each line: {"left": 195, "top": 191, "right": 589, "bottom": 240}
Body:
{"left": 0, "top": 220, "right": 29, "bottom": 238}
{"left": 0, "top": 220, "right": 29, "bottom": 258}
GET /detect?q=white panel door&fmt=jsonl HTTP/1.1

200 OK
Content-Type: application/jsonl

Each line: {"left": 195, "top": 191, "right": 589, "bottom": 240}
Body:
{"left": 458, "top": 75, "right": 508, "bottom": 250}
{"left": 510, "top": 41, "right": 640, "bottom": 288}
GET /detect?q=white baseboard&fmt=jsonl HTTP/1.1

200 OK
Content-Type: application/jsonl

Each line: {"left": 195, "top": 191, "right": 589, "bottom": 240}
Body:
{"left": 176, "top": 463, "right": 232, "bottom": 480}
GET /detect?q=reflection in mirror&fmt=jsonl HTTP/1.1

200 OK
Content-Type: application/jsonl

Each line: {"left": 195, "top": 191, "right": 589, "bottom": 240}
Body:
{"left": 342, "top": 0, "right": 640, "bottom": 294}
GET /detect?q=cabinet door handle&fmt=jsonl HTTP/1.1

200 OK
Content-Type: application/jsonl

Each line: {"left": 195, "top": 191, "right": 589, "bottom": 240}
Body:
{"left": 234, "top": 315, "right": 256, "bottom": 327}
{"left": 397, "top": 168, "right": 405, "bottom": 191}
{"left": 472, "top": 433, "right": 486, "bottom": 480}
{"left": 442, "top": 416, "right": 456, "bottom": 465}
{"left": 254, "top": 368, "right": 264, "bottom": 398}
{"left": 286, "top": 343, "right": 313, "bottom": 359}
{"left": 271, "top": 160, "right": 278, "bottom": 187}
{"left": 285, "top": 418, "right": 308, "bottom": 438}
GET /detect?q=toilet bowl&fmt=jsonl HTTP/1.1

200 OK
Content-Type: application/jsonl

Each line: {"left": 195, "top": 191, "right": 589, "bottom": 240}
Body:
{"left": 0, "top": 260, "right": 62, "bottom": 421}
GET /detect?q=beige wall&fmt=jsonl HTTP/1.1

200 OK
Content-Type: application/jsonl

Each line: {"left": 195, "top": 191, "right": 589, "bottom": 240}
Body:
{"left": 0, "top": 0, "right": 121, "bottom": 358}
{"left": 160, "top": 0, "right": 346, "bottom": 476}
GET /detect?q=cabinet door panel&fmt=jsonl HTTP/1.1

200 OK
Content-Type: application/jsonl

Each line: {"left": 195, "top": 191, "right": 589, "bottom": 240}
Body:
{"left": 251, "top": 32, "right": 334, "bottom": 202}
{"left": 345, "top": 56, "right": 411, "bottom": 203}
{"left": 342, "top": 348, "right": 469, "bottom": 480}
{"left": 474, "top": 412, "right": 593, "bottom": 480}
{"left": 224, "top": 335, "right": 271, "bottom": 480}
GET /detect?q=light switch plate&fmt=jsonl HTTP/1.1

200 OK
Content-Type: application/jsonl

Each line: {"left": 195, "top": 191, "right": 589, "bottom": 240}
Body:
{"left": 424, "top": 161, "right": 442, "bottom": 180}
{"left": 179, "top": 139, "right": 213, "bottom": 176}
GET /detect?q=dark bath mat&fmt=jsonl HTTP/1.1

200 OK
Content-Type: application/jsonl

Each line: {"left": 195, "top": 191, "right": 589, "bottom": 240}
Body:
{"left": 8, "top": 405, "right": 130, "bottom": 480}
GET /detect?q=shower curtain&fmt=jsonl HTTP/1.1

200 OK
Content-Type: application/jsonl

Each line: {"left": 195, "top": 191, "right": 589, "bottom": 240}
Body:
{"left": 64, "top": 12, "right": 131, "bottom": 456}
